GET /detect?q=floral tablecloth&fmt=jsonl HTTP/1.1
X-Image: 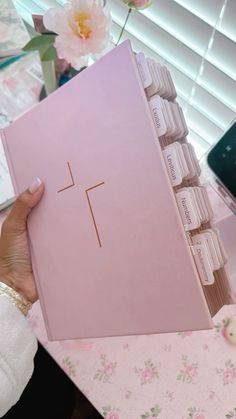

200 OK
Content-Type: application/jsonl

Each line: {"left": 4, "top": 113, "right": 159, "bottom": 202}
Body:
{"left": 28, "top": 303, "right": 236, "bottom": 419}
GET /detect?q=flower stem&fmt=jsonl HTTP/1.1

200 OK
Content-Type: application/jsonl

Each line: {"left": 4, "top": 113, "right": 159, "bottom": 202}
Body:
{"left": 115, "top": 8, "right": 132, "bottom": 46}
{"left": 41, "top": 60, "right": 57, "bottom": 95}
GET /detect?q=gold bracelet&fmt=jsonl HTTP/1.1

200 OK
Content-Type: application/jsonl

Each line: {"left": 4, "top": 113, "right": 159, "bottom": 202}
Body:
{"left": 0, "top": 281, "right": 32, "bottom": 316}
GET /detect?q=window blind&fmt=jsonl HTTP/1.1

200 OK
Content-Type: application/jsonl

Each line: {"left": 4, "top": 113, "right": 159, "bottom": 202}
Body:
{"left": 13, "top": 0, "right": 236, "bottom": 157}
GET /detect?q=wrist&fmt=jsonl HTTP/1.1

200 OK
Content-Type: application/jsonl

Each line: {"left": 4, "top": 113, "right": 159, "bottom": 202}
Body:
{"left": 0, "top": 269, "right": 30, "bottom": 302}
{"left": 0, "top": 281, "right": 32, "bottom": 316}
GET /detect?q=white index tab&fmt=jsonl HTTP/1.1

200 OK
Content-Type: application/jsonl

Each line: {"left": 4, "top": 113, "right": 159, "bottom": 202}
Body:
{"left": 149, "top": 95, "right": 167, "bottom": 137}
{"left": 175, "top": 188, "right": 201, "bottom": 231}
{"left": 163, "top": 144, "right": 183, "bottom": 186}
{"left": 135, "top": 53, "right": 152, "bottom": 89}
{"left": 191, "top": 242, "right": 215, "bottom": 285}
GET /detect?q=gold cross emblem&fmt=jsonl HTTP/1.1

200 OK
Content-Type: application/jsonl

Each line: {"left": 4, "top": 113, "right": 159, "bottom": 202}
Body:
{"left": 57, "top": 162, "right": 104, "bottom": 247}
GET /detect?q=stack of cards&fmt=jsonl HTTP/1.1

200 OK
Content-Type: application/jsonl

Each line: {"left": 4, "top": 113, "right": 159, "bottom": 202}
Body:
{"left": 148, "top": 95, "right": 188, "bottom": 140}
{"left": 135, "top": 53, "right": 177, "bottom": 100}
{"left": 175, "top": 187, "right": 213, "bottom": 231}
{"left": 136, "top": 46, "right": 232, "bottom": 308}
{"left": 163, "top": 141, "right": 201, "bottom": 186}
{"left": 191, "top": 229, "right": 227, "bottom": 285}
{"left": 136, "top": 52, "right": 188, "bottom": 142}
{"left": 146, "top": 58, "right": 176, "bottom": 100}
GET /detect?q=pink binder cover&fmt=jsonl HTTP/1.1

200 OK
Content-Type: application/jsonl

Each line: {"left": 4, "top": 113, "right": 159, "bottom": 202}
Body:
{"left": 1, "top": 41, "right": 213, "bottom": 340}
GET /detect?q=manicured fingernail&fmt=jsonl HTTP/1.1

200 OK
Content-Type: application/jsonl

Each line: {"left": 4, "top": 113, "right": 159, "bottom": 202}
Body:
{"left": 28, "top": 177, "right": 42, "bottom": 194}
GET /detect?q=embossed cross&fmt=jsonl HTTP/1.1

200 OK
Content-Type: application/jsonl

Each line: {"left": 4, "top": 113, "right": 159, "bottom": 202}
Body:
{"left": 57, "top": 162, "right": 104, "bottom": 247}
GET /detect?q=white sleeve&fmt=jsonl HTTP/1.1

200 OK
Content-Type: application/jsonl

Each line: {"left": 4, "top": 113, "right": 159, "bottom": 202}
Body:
{"left": 0, "top": 295, "right": 38, "bottom": 417}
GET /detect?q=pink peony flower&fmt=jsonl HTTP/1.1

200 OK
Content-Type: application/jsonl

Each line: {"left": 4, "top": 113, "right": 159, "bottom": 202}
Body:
{"left": 122, "top": 0, "right": 153, "bottom": 10}
{"left": 43, "top": 0, "right": 112, "bottom": 69}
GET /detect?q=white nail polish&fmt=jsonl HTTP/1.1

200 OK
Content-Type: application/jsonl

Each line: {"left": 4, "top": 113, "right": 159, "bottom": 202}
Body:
{"left": 29, "top": 177, "right": 42, "bottom": 194}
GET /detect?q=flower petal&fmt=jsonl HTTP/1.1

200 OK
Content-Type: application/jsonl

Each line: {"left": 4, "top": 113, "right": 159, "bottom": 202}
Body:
{"left": 54, "top": 34, "right": 89, "bottom": 69}
{"left": 43, "top": 7, "right": 71, "bottom": 34}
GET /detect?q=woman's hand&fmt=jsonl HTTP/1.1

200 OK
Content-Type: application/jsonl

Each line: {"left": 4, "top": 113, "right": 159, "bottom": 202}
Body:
{"left": 0, "top": 178, "right": 44, "bottom": 303}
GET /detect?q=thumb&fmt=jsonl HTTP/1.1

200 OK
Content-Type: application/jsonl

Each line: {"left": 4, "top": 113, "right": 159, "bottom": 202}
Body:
{"left": 6, "top": 178, "right": 44, "bottom": 232}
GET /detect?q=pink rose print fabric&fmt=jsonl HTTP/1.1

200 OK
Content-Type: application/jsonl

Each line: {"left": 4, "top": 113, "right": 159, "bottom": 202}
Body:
{"left": 134, "top": 359, "right": 159, "bottom": 385}
{"left": 216, "top": 360, "right": 236, "bottom": 385}
{"left": 177, "top": 355, "right": 198, "bottom": 383}
{"left": 27, "top": 303, "right": 236, "bottom": 419}
{"left": 94, "top": 354, "right": 117, "bottom": 383}
{"left": 62, "top": 356, "right": 78, "bottom": 378}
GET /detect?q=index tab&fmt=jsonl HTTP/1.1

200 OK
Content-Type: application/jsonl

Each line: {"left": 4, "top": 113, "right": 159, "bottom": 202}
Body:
{"left": 135, "top": 52, "right": 152, "bottom": 89}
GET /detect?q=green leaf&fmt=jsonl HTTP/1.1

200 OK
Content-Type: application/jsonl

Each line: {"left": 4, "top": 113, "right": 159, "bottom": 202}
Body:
{"left": 40, "top": 45, "right": 58, "bottom": 61}
{"left": 23, "top": 34, "right": 57, "bottom": 52}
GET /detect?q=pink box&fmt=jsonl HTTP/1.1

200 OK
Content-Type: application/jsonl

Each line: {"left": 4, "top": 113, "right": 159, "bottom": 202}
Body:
{"left": 1, "top": 41, "right": 213, "bottom": 340}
